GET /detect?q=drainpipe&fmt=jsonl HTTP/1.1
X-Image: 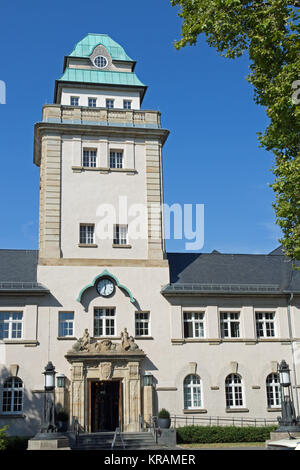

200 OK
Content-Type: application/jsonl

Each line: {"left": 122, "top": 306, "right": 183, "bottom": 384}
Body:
{"left": 287, "top": 292, "right": 300, "bottom": 417}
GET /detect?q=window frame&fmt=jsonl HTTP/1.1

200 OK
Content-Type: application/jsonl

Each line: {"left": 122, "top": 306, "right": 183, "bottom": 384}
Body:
{"left": 225, "top": 373, "right": 244, "bottom": 409}
{"left": 183, "top": 311, "right": 205, "bottom": 339}
{"left": 135, "top": 311, "right": 150, "bottom": 337}
{"left": 58, "top": 311, "right": 74, "bottom": 338}
{"left": 113, "top": 224, "right": 128, "bottom": 246}
{"left": 255, "top": 311, "right": 276, "bottom": 338}
{"left": 94, "top": 307, "right": 116, "bottom": 337}
{"left": 183, "top": 374, "right": 202, "bottom": 410}
{"left": 70, "top": 96, "right": 79, "bottom": 106}
{"left": 94, "top": 56, "right": 108, "bottom": 69}
{"left": 123, "top": 100, "right": 132, "bottom": 110}
{"left": 88, "top": 97, "right": 97, "bottom": 108}
{"left": 109, "top": 150, "right": 123, "bottom": 169}
{"left": 82, "top": 149, "right": 97, "bottom": 168}
{"left": 266, "top": 373, "right": 281, "bottom": 408}
{"left": 0, "top": 311, "right": 23, "bottom": 340}
{"left": 106, "top": 99, "right": 114, "bottom": 109}
{"left": 1, "top": 377, "right": 24, "bottom": 415}
{"left": 79, "top": 224, "right": 95, "bottom": 245}
{"left": 220, "top": 311, "right": 240, "bottom": 338}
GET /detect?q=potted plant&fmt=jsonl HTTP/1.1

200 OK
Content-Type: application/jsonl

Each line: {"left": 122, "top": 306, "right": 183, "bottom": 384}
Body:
{"left": 55, "top": 409, "right": 69, "bottom": 432}
{"left": 157, "top": 408, "right": 171, "bottom": 429}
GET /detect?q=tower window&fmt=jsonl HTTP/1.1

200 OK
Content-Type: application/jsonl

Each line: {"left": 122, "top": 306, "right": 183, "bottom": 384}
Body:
{"left": 80, "top": 224, "right": 95, "bottom": 245}
{"left": 70, "top": 96, "right": 79, "bottom": 106}
{"left": 123, "top": 100, "right": 132, "bottom": 110}
{"left": 106, "top": 99, "right": 114, "bottom": 109}
{"left": 110, "top": 151, "right": 123, "bottom": 169}
{"left": 83, "top": 149, "right": 97, "bottom": 168}
{"left": 94, "top": 56, "right": 108, "bottom": 69}
{"left": 88, "top": 97, "right": 97, "bottom": 107}
{"left": 113, "top": 225, "right": 128, "bottom": 245}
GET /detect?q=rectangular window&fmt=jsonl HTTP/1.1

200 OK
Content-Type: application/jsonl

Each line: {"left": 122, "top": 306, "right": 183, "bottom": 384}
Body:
{"left": 88, "top": 97, "right": 97, "bottom": 107}
{"left": 0, "top": 312, "right": 23, "bottom": 340}
{"left": 70, "top": 96, "right": 79, "bottom": 106}
{"left": 94, "top": 308, "right": 115, "bottom": 336}
{"left": 82, "top": 149, "right": 97, "bottom": 168}
{"left": 106, "top": 99, "right": 114, "bottom": 109}
{"left": 123, "top": 100, "right": 132, "bottom": 110}
{"left": 113, "top": 224, "right": 128, "bottom": 245}
{"left": 135, "top": 312, "right": 150, "bottom": 336}
{"left": 220, "top": 312, "right": 240, "bottom": 338}
{"left": 256, "top": 312, "right": 275, "bottom": 338}
{"left": 58, "top": 312, "right": 74, "bottom": 337}
{"left": 109, "top": 151, "right": 123, "bottom": 169}
{"left": 183, "top": 312, "right": 205, "bottom": 338}
{"left": 80, "top": 224, "right": 95, "bottom": 245}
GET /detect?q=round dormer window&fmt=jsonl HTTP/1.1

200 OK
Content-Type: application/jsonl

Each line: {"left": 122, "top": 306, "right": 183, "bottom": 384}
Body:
{"left": 93, "top": 56, "right": 108, "bottom": 69}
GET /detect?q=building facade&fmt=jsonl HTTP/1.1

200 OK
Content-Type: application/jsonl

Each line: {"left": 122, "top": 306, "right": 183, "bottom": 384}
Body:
{"left": 1, "top": 34, "right": 300, "bottom": 436}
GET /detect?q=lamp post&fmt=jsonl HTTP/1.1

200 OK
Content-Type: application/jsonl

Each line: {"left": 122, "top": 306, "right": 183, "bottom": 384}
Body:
{"left": 41, "top": 361, "right": 56, "bottom": 433}
{"left": 277, "top": 360, "right": 300, "bottom": 432}
{"left": 143, "top": 371, "right": 154, "bottom": 387}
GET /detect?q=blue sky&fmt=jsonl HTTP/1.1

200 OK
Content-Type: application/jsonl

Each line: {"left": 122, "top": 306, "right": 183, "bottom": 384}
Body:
{"left": 0, "top": 0, "right": 281, "bottom": 254}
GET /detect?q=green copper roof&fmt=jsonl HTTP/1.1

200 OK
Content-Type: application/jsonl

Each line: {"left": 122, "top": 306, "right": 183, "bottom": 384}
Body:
{"left": 69, "top": 33, "right": 133, "bottom": 61}
{"left": 58, "top": 68, "right": 145, "bottom": 87}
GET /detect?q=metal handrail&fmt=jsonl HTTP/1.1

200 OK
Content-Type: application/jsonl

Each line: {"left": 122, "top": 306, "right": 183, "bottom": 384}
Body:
{"left": 171, "top": 414, "right": 278, "bottom": 428}
{"left": 150, "top": 416, "right": 158, "bottom": 443}
{"left": 73, "top": 416, "right": 80, "bottom": 444}
{"left": 111, "top": 418, "right": 125, "bottom": 450}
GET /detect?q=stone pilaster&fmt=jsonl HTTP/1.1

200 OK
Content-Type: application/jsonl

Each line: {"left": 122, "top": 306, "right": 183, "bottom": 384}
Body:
{"left": 146, "top": 140, "right": 164, "bottom": 260}
{"left": 70, "top": 363, "right": 85, "bottom": 428}
{"left": 39, "top": 134, "right": 61, "bottom": 259}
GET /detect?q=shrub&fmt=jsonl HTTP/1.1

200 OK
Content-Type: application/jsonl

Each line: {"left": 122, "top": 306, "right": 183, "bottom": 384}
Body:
{"left": 0, "top": 426, "right": 8, "bottom": 450}
{"left": 176, "top": 425, "right": 277, "bottom": 444}
{"left": 158, "top": 408, "right": 170, "bottom": 419}
{"left": 5, "top": 436, "right": 30, "bottom": 451}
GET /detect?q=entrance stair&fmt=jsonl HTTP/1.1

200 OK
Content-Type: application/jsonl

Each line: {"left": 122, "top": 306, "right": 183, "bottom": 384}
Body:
{"left": 70, "top": 431, "right": 164, "bottom": 450}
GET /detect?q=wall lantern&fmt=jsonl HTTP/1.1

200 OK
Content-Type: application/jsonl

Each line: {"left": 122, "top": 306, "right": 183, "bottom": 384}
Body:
{"left": 43, "top": 361, "right": 56, "bottom": 391}
{"left": 278, "top": 360, "right": 291, "bottom": 387}
{"left": 56, "top": 373, "right": 66, "bottom": 389}
{"left": 143, "top": 371, "right": 153, "bottom": 387}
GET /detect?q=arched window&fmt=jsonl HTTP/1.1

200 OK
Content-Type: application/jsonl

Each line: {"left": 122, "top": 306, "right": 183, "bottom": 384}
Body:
{"left": 225, "top": 374, "right": 244, "bottom": 408}
{"left": 266, "top": 373, "right": 281, "bottom": 408}
{"left": 2, "top": 377, "right": 23, "bottom": 414}
{"left": 184, "top": 374, "right": 202, "bottom": 409}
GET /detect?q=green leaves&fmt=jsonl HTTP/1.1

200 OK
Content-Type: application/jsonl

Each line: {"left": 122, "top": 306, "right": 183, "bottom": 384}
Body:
{"left": 172, "top": 0, "right": 300, "bottom": 261}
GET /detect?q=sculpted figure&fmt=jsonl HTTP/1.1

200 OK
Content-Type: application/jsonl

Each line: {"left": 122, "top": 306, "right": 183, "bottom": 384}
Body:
{"left": 81, "top": 329, "right": 91, "bottom": 351}
{"left": 71, "top": 328, "right": 90, "bottom": 352}
{"left": 128, "top": 336, "right": 139, "bottom": 351}
{"left": 121, "top": 328, "right": 130, "bottom": 350}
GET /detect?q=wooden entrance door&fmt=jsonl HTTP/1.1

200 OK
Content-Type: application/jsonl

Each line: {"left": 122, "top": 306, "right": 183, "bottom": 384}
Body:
{"left": 89, "top": 380, "right": 122, "bottom": 432}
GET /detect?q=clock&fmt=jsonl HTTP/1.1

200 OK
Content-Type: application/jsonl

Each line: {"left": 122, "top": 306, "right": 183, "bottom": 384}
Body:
{"left": 96, "top": 278, "right": 115, "bottom": 297}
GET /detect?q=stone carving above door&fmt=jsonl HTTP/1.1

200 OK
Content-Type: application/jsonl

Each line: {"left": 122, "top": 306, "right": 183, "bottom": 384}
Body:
{"left": 68, "top": 328, "right": 144, "bottom": 356}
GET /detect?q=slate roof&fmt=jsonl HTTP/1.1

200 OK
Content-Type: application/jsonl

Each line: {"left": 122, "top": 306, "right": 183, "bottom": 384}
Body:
{"left": 0, "top": 250, "right": 49, "bottom": 294}
{"left": 163, "top": 247, "right": 300, "bottom": 295}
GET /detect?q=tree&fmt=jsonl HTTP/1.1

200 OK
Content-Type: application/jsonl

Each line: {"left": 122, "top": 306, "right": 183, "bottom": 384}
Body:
{"left": 171, "top": 0, "right": 300, "bottom": 261}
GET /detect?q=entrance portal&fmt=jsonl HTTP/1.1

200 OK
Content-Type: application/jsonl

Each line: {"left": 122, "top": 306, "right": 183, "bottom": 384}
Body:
{"left": 89, "top": 380, "right": 122, "bottom": 432}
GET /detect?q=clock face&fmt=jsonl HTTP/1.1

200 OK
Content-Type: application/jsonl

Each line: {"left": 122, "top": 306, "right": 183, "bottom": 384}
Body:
{"left": 96, "top": 278, "right": 115, "bottom": 297}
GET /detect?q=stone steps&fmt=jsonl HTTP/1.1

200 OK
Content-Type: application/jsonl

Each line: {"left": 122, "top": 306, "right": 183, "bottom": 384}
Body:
{"left": 72, "top": 431, "right": 161, "bottom": 450}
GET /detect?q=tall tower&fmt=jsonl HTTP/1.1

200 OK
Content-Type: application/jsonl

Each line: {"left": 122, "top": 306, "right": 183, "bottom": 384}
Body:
{"left": 34, "top": 34, "right": 169, "bottom": 263}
